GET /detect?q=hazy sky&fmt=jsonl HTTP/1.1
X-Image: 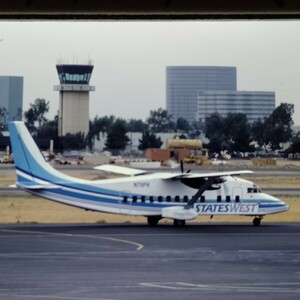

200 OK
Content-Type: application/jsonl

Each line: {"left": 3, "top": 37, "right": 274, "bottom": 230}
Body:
{"left": 1, "top": 20, "right": 300, "bottom": 125}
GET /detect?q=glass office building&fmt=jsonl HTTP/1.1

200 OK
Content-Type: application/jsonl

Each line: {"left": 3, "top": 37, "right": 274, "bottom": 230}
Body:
{"left": 0, "top": 76, "right": 23, "bottom": 122}
{"left": 166, "top": 66, "right": 237, "bottom": 123}
{"left": 166, "top": 66, "right": 275, "bottom": 124}
{"left": 197, "top": 90, "right": 275, "bottom": 123}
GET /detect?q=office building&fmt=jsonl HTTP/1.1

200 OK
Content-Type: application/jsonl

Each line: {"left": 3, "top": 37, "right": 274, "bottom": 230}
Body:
{"left": 166, "top": 66, "right": 275, "bottom": 124}
{"left": 0, "top": 76, "right": 23, "bottom": 122}
{"left": 197, "top": 90, "right": 275, "bottom": 123}
{"left": 166, "top": 66, "right": 237, "bottom": 123}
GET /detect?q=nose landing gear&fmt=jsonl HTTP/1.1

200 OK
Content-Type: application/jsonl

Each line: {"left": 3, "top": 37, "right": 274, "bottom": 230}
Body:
{"left": 173, "top": 219, "right": 186, "bottom": 227}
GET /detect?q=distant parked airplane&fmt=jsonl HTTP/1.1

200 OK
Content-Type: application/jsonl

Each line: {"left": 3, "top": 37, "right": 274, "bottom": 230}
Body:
{"left": 9, "top": 121, "right": 289, "bottom": 226}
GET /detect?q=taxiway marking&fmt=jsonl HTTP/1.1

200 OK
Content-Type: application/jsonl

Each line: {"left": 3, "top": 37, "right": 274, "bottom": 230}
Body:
{"left": 140, "top": 282, "right": 300, "bottom": 293}
{"left": 0, "top": 229, "right": 144, "bottom": 251}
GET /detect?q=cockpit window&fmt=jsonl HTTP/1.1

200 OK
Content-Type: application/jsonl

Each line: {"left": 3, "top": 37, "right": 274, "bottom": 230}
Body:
{"left": 248, "top": 185, "right": 261, "bottom": 193}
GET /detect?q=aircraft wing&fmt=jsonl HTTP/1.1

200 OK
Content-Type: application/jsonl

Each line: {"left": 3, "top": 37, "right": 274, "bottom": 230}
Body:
{"left": 94, "top": 164, "right": 149, "bottom": 176}
{"left": 94, "top": 165, "right": 253, "bottom": 179}
{"left": 161, "top": 170, "right": 253, "bottom": 180}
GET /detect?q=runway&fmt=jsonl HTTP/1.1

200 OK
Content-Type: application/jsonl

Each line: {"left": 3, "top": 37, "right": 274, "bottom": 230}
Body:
{"left": 0, "top": 223, "right": 300, "bottom": 300}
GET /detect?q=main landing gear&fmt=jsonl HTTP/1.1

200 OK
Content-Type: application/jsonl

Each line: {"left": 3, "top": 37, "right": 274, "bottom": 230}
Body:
{"left": 147, "top": 216, "right": 186, "bottom": 227}
{"left": 147, "top": 216, "right": 161, "bottom": 226}
{"left": 253, "top": 216, "right": 264, "bottom": 226}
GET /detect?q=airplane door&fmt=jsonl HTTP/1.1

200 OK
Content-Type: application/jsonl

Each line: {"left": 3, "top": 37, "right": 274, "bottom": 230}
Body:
{"left": 232, "top": 187, "right": 243, "bottom": 202}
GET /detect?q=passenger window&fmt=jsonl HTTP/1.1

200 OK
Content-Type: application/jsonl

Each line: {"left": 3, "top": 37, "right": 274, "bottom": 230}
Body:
{"left": 158, "top": 196, "right": 163, "bottom": 202}
{"left": 200, "top": 196, "right": 205, "bottom": 202}
{"left": 132, "top": 196, "right": 137, "bottom": 202}
{"left": 235, "top": 196, "right": 240, "bottom": 203}
{"left": 141, "top": 196, "right": 145, "bottom": 202}
{"left": 183, "top": 195, "right": 189, "bottom": 202}
{"left": 149, "top": 196, "right": 154, "bottom": 202}
{"left": 166, "top": 196, "right": 171, "bottom": 202}
{"left": 175, "top": 195, "right": 180, "bottom": 202}
{"left": 217, "top": 195, "right": 221, "bottom": 202}
{"left": 226, "top": 196, "right": 231, "bottom": 202}
{"left": 123, "top": 196, "right": 128, "bottom": 203}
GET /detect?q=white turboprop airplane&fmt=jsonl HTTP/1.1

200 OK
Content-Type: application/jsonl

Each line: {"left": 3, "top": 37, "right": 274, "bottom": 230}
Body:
{"left": 8, "top": 121, "right": 289, "bottom": 226}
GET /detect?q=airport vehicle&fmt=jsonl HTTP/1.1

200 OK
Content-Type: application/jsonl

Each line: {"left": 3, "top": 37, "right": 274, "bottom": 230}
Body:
{"left": 9, "top": 121, "right": 289, "bottom": 226}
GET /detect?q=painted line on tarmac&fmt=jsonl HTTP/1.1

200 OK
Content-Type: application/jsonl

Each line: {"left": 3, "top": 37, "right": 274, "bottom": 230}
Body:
{"left": 0, "top": 294, "right": 117, "bottom": 300}
{"left": 140, "top": 282, "right": 300, "bottom": 293}
{"left": 0, "top": 229, "right": 144, "bottom": 251}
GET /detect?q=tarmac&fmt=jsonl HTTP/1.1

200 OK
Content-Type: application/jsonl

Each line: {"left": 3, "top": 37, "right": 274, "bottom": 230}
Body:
{"left": 0, "top": 223, "right": 300, "bottom": 300}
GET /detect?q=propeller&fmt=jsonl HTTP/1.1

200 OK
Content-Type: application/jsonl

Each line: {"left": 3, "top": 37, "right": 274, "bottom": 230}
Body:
{"left": 180, "top": 160, "right": 191, "bottom": 174}
{"left": 180, "top": 160, "right": 184, "bottom": 173}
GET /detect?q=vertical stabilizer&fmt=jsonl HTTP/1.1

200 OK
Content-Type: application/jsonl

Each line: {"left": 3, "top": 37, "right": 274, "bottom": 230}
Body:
{"left": 8, "top": 121, "right": 61, "bottom": 184}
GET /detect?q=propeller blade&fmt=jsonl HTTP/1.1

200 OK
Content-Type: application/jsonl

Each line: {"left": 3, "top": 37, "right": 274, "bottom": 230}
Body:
{"left": 180, "top": 160, "right": 184, "bottom": 173}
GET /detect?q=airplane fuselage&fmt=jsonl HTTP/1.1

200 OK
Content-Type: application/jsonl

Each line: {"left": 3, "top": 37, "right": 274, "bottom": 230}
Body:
{"left": 17, "top": 168, "right": 287, "bottom": 218}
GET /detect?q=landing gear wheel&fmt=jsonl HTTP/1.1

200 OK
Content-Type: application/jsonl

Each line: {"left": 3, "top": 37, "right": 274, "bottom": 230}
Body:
{"left": 173, "top": 219, "right": 186, "bottom": 227}
{"left": 147, "top": 216, "right": 161, "bottom": 226}
{"left": 253, "top": 217, "right": 262, "bottom": 226}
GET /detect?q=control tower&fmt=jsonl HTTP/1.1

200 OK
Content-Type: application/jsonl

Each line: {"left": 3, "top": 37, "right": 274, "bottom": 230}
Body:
{"left": 54, "top": 63, "right": 95, "bottom": 137}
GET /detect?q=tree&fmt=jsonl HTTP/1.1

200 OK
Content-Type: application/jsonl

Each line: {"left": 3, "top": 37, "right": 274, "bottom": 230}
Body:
{"left": 204, "top": 113, "right": 227, "bottom": 153}
{"left": 24, "top": 107, "right": 37, "bottom": 135}
{"left": 34, "top": 98, "right": 50, "bottom": 127}
{"left": 251, "top": 119, "right": 267, "bottom": 150}
{"left": 287, "top": 132, "right": 300, "bottom": 154}
{"left": 24, "top": 98, "right": 50, "bottom": 134}
{"left": 105, "top": 118, "right": 129, "bottom": 152}
{"left": 61, "top": 132, "right": 86, "bottom": 150}
{"left": 92, "top": 115, "right": 115, "bottom": 139}
{"left": 37, "top": 115, "right": 58, "bottom": 138}
{"left": 204, "top": 113, "right": 253, "bottom": 153}
{"left": 225, "top": 113, "right": 253, "bottom": 153}
{"left": 147, "top": 108, "right": 175, "bottom": 132}
{"left": 251, "top": 103, "right": 294, "bottom": 151}
{"left": 127, "top": 119, "right": 148, "bottom": 132}
{"left": 138, "top": 131, "right": 163, "bottom": 150}
{"left": 0, "top": 106, "right": 8, "bottom": 134}
{"left": 176, "top": 117, "right": 190, "bottom": 132}
{"left": 190, "top": 119, "right": 204, "bottom": 139}
{"left": 264, "top": 103, "right": 294, "bottom": 150}
{"left": 88, "top": 115, "right": 115, "bottom": 150}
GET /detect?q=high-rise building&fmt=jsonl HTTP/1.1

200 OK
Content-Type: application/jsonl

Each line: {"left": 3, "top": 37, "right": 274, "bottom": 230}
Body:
{"left": 166, "top": 66, "right": 275, "bottom": 124}
{"left": 166, "top": 66, "right": 237, "bottom": 123}
{"left": 197, "top": 90, "right": 275, "bottom": 123}
{"left": 54, "top": 63, "right": 95, "bottom": 137}
{"left": 0, "top": 76, "right": 23, "bottom": 122}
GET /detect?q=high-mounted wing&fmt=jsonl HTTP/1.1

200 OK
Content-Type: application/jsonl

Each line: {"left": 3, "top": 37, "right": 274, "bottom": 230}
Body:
{"left": 162, "top": 170, "right": 253, "bottom": 180}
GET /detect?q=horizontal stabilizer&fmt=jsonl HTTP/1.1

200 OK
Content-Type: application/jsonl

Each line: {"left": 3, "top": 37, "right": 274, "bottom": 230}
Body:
{"left": 94, "top": 164, "right": 148, "bottom": 176}
{"left": 162, "top": 206, "right": 198, "bottom": 220}
{"left": 17, "top": 182, "right": 60, "bottom": 190}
